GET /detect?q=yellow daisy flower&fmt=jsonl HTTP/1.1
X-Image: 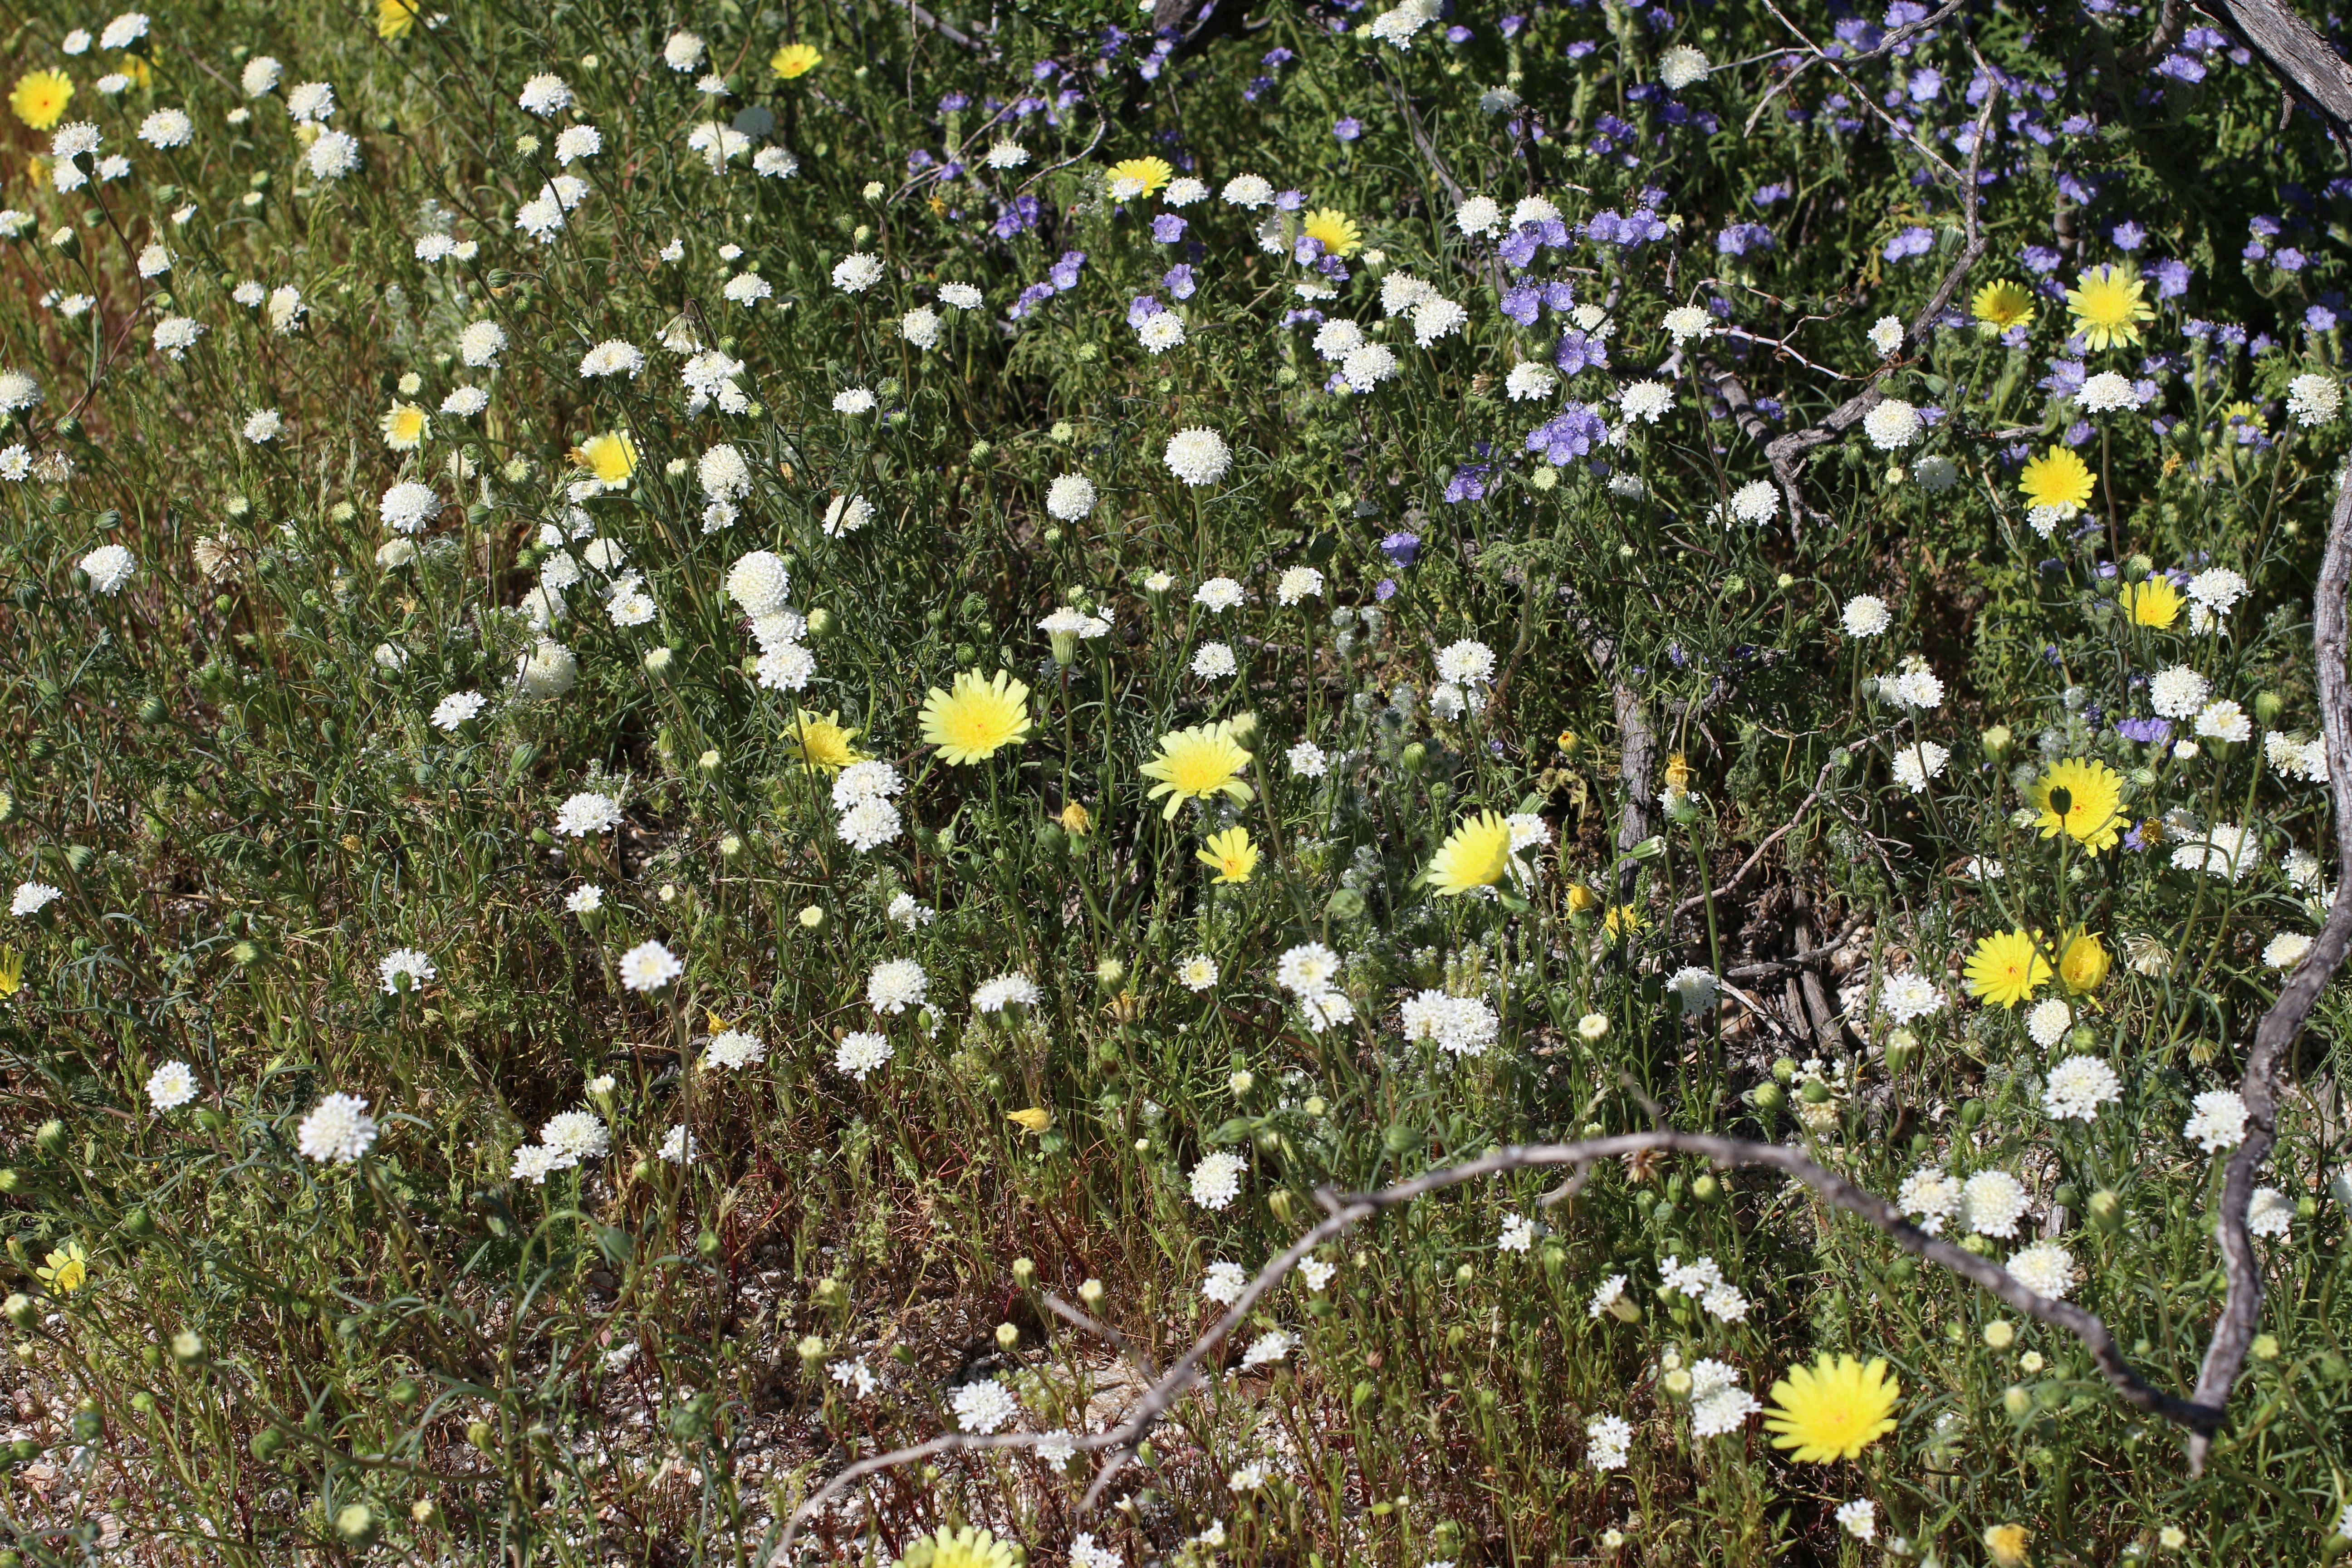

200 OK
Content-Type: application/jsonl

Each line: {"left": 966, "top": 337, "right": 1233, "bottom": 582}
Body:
{"left": 380, "top": 402, "right": 429, "bottom": 451}
{"left": 2018, "top": 445, "right": 2095, "bottom": 516}
{"left": 2118, "top": 575, "right": 2181, "bottom": 629}
{"left": 2030, "top": 757, "right": 2125, "bottom": 852}
{"left": 1425, "top": 810, "right": 1515, "bottom": 895}
{"left": 1965, "top": 928, "right": 2051, "bottom": 1008}
{"left": 573, "top": 431, "right": 637, "bottom": 487}
{"left": 117, "top": 56, "right": 151, "bottom": 90}
{"left": 1300, "top": 208, "right": 1363, "bottom": 257}
{"left": 10, "top": 70, "right": 73, "bottom": 131}
{"left": 1197, "top": 826, "right": 1258, "bottom": 883}
{"left": 1139, "top": 722, "right": 1254, "bottom": 820}
{"left": 1971, "top": 279, "right": 2033, "bottom": 331}
{"left": 918, "top": 670, "right": 1032, "bottom": 764}
{"left": 771, "top": 43, "right": 823, "bottom": 79}
{"left": 1761, "top": 1352, "right": 1901, "bottom": 1463}
{"left": 1106, "top": 156, "right": 1174, "bottom": 199}
{"left": 2058, "top": 927, "right": 2110, "bottom": 995}
{"left": 377, "top": 0, "right": 421, "bottom": 39}
{"left": 35, "top": 1240, "right": 88, "bottom": 1295}
{"left": 2065, "top": 263, "right": 2154, "bottom": 352}
{"left": 896, "top": 1524, "right": 1021, "bottom": 1568}
{"left": 779, "top": 709, "right": 867, "bottom": 773}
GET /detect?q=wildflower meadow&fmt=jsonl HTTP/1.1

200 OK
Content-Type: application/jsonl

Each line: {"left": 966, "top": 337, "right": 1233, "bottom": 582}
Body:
{"left": 10, "top": 0, "right": 2352, "bottom": 1562}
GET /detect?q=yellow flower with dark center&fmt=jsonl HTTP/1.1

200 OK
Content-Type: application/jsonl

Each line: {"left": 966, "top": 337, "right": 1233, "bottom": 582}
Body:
{"left": 2119, "top": 575, "right": 2181, "bottom": 628}
{"left": 1426, "top": 810, "right": 1515, "bottom": 895}
{"left": 770, "top": 43, "right": 823, "bottom": 79}
{"left": 2019, "top": 446, "right": 2095, "bottom": 515}
{"left": 779, "top": 709, "right": 866, "bottom": 773}
{"left": 1301, "top": 208, "right": 1362, "bottom": 257}
{"left": 1761, "top": 1352, "right": 1901, "bottom": 1462}
{"left": 1197, "top": 826, "right": 1258, "bottom": 884}
{"left": 1140, "top": 722, "right": 1254, "bottom": 820}
{"left": 2059, "top": 927, "right": 2110, "bottom": 995}
{"left": 380, "top": 402, "right": 429, "bottom": 451}
{"left": 35, "top": 1240, "right": 87, "bottom": 1295}
{"left": 10, "top": 70, "right": 73, "bottom": 131}
{"left": 1982, "top": 1523, "right": 2031, "bottom": 1568}
{"left": 896, "top": 1524, "right": 1022, "bottom": 1568}
{"left": 1602, "top": 903, "right": 1647, "bottom": 939}
{"left": 574, "top": 431, "right": 637, "bottom": 487}
{"left": 1058, "top": 801, "right": 1091, "bottom": 836}
{"left": 918, "top": 670, "right": 1032, "bottom": 764}
{"left": 1106, "top": 156, "right": 1173, "bottom": 198}
{"left": 2031, "top": 757, "right": 2125, "bottom": 852}
{"left": 1965, "top": 928, "right": 2051, "bottom": 1008}
{"left": 1971, "top": 279, "right": 2033, "bottom": 330}
{"left": 2065, "top": 263, "right": 2154, "bottom": 351}
{"left": 377, "top": 0, "right": 420, "bottom": 39}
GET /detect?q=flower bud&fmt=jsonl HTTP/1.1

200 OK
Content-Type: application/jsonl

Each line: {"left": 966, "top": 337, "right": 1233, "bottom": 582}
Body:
{"left": 1010, "top": 1258, "right": 1035, "bottom": 1287}
{"left": 994, "top": 1322, "right": 1019, "bottom": 1351}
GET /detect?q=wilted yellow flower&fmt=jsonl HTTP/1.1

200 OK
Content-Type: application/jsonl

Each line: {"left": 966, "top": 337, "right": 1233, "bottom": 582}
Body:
{"left": 1005, "top": 1107, "right": 1051, "bottom": 1135}
{"left": 1059, "top": 801, "right": 1092, "bottom": 836}
{"left": 1971, "top": 279, "right": 2033, "bottom": 330}
{"left": 771, "top": 43, "right": 823, "bottom": 79}
{"left": 2066, "top": 264, "right": 2154, "bottom": 351}
{"left": 1664, "top": 751, "right": 1693, "bottom": 792}
{"left": 919, "top": 670, "right": 1032, "bottom": 764}
{"left": 2119, "top": 575, "right": 2182, "bottom": 628}
{"left": 2058, "top": 928, "right": 2110, "bottom": 995}
{"left": 1965, "top": 928, "right": 2050, "bottom": 1008}
{"left": 1301, "top": 208, "right": 1363, "bottom": 257}
{"left": 9, "top": 70, "right": 73, "bottom": 131}
{"left": 0, "top": 945, "right": 20, "bottom": 998}
{"left": 1602, "top": 903, "right": 1647, "bottom": 939}
{"left": 1762, "top": 1352, "right": 1900, "bottom": 1462}
{"left": 1983, "top": 1523, "right": 2031, "bottom": 1568}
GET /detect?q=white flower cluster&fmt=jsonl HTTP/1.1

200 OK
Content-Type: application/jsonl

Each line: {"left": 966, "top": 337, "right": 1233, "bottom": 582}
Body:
{"left": 1275, "top": 941, "right": 1354, "bottom": 1032}
{"left": 510, "top": 1109, "right": 611, "bottom": 1184}
{"left": 1687, "top": 1357, "right": 1761, "bottom": 1438}
{"left": 1190, "top": 1150, "right": 1248, "bottom": 1211}
{"left": 1400, "top": 989, "right": 1499, "bottom": 1055}
{"left": 833, "top": 760, "right": 906, "bottom": 852}
{"left": 1659, "top": 1254, "right": 1749, "bottom": 1322}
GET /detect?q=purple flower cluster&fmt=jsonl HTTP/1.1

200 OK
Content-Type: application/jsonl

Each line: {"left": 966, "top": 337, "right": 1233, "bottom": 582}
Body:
{"left": 1524, "top": 403, "right": 1609, "bottom": 464}
{"left": 1500, "top": 280, "right": 1576, "bottom": 326}
{"left": 1009, "top": 251, "right": 1088, "bottom": 319}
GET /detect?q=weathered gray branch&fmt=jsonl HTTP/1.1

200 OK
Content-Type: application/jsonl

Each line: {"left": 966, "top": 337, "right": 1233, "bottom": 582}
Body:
{"left": 2207, "top": 0, "right": 2352, "bottom": 137}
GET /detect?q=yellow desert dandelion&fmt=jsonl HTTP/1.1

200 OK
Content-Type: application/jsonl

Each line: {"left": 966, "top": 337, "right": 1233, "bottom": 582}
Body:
{"left": 2066, "top": 263, "right": 2155, "bottom": 351}
{"left": 1762, "top": 1352, "right": 1900, "bottom": 1462}
{"left": 2119, "top": 574, "right": 2182, "bottom": 628}
{"left": 780, "top": 709, "right": 867, "bottom": 773}
{"left": 894, "top": 1524, "right": 1021, "bottom": 1568}
{"left": 2019, "top": 446, "right": 2095, "bottom": 516}
{"left": 2058, "top": 927, "right": 2111, "bottom": 995}
{"left": 377, "top": 0, "right": 420, "bottom": 39}
{"left": 1107, "top": 156, "right": 1174, "bottom": 199}
{"left": 380, "top": 402, "right": 429, "bottom": 451}
{"left": 770, "top": 43, "right": 823, "bottom": 79}
{"left": 1971, "top": 279, "right": 2033, "bottom": 330}
{"left": 918, "top": 670, "right": 1032, "bottom": 764}
{"left": 1301, "top": 208, "right": 1363, "bottom": 256}
{"left": 35, "top": 1240, "right": 87, "bottom": 1295}
{"left": 574, "top": 431, "right": 637, "bottom": 487}
{"left": 1197, "top": 826, "right": 1258, "bottom": 884}
{"left": 1425, "top": 810, "right": 1515, "bottom": 894}
{"left": 9, "top": 70, "right": 73, "bottom": 131}
{"left": 1965, "top": 929, "right": 2051, "bottom": 1008}
{"left": 1140, "top": 722, "right": 1254, "bottom": 819}
{"left": 2031, "top": 757, "right": 2125, "bottom": 852}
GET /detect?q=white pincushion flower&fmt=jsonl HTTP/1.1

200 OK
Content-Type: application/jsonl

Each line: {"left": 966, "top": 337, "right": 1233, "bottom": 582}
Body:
{"left": 2172, "top": 823, "right": 2255, "bottom": 882}
{"left": 541, "top": 1110, "right": 608, "bottom": 1163}
{"left": 1959, "top": 1170, "right": 2030, "bottom": 1238}
{"left": 2189, "top": 567, "right": 2248, "bottom": 614}
{"left": 618, "top": 940, "right": 684, "bottom": 993}
{"left": 950, "top": 1377, "right": 1020, "bottom": 1434}
{"left": 579, "top": 339, "right": 646, "bottom": 379}
{"left": 1137, "top": 313, "right": 1187, "bottom": 354}
{"left": 152, "top": 317, "right": 206, "bottom": 360}
{"left": 554, "top": 124, "right": 601, "bottom": 165}
{"left": 441, "top": 387, "right": 488, "bottom": 416}
{"left": 515, "top": 640, "right": 578, "bottom": 699}
{"left": 2148, "top": 664, "right": 2211, "bottom": 719}
{"left": 1195, "top": 577, "right": 1245, "bottom": 613}
{"left": 287, "top": 81, "right": 337, "bottom": 121}
{"left": 1046, "top": 475, "right": 1097, "bottom": 521}
{"left": 705, "top": 1029, "right": 766, "bottom": 1071}
{"left": 2264, "top": 931, "right": 2314, "bottom": 970}
{"left": 2078, "top": 371, "right": 2140, "bottom": 413}
{"left": 2005, "top": 1241, "right": 2076, "bottom": 1300}
{"left": 298, "top": 1093, "right": 378, "bottom": 1165}
{"left": 1413, "top": 296, "right": 1469, "bottom": 346}
{"left": 378, "top": 948, "right": 436, "bottom": 993}
{"left": 79, "top": 544, "right": 136, "bottom": 595}
{"left": 1867, "top": 315, "right": 1904, "bottom": 358}
{"left": 1189, "top": 1150, "right": 1247, "bottom": 1210}
{"left": 2041, "top": 1054, "right": 2121, "bottom": 1121}
{"left": 10, "top": 882, "right": 62, "bottom": 918}
{"left": 306, "top": 130, "right": 361, "bottom": 180}
{"left": 823, "top": 494, "right": 874, "bottom": 537}
{"left": 1222, "top": 173, "right": 1274, "bottom": 207}
{"left": 1164, "top": 427, "right": 1232, "bottom": 486}
{"left": 381, "top": 481, "right": 439, "bottom": 535}
{"left": 1890, "top": 741, "right": 1949, "bottom": 793}
{"left": 431, "top": 691, "right": 485, "bottom": 731}
{"left": 1877, "top": 971, "right": 1943, "bottom": 1024}
{"left": 1898, "top": 1167, "right": 1961, "bottom": 1233}
{"left": 699, "top": 444, "right": 752, "bottom": 503}
{"left": 938, "top": 282, "right": 982, "bottom": 309}
{"left": 972, "top": 972, "right": 1041, "bottom": 1013}
{"left": 832, "top": 253, "right": 885, "bottom": 293}
{"left": 2247, "top": 1186, "right": 2295, "bottom": 1237}
{"left": 1657, "top": 43, "right": 1711, "bottom": 89}
{"left": 753, "top": 146, "right": 799, "bottom": 179}
{"left": 242, "top": 56, "right": 284, "bottom": 97}
{"left": 2184, "top": 1088, "right": 2248, "bottom": 1152}
{"left": 1914, "top": 454, "right": 1960, "bottom": 490}
{"left": 833, "top": 387, "right": 877, "bottom": 415}
{"left": 1191, "top": 642, "right": 1238, "bottom": 679}
{"left": 835, "top": 1031, "right": 892, "bottom": 1080}
{"left": 1620, "top": 380, "right": 1674, "bottom": 424}
{"left": 1505, "top": 362, "right": 1557, "bottom": 401}
{"left": 145, "top": 1061, "right": 198, "bottom": 1112}
{"left": 1276, "top": 566, "right": 1323, "bottom": 605}
{"left": 1164, "top": 176, "right": 1208, "bottom": 206}
{"left": 867, "top": 958, "right": 927, "bottom": 1015}
{"left": 1341, "top": 343, "right": 1398, "bottom": 390}
{"left": 901, "top": 306, "right": 941, "bottom": 348}
{"left": 138, "top": 108, "right": 192, "bottom": 149}
{"left": 510, "top": 1144, "right": 563, "bottom": 1184}
{"left": 241, "top": 408, "right": 283, "bottom": 442}
{"left": 723, "top": 273, "right": 774, "bottom": 307}
{"left": 1436, "top": 639, "right": 1496, "bottom": 685}
{"left": 1455, "top": 195, "right": 1502, "bottom": 237}
{"left": 1313, "top": 318, "right": 1365, "bottom": 361}
{"left": 1850, "top": 595, "right": 1896, "bottom": 640}
{"left": 2288, "top": 372, "right": 2342, "bottom": 426}
{"left": 2025, "top": 997, "right": 2073, "bottom": 1049}
{"left": 1730, "top": 480, "right": 1779, "bottom": 523}
{"left": 517, "top": 74, "right": 572, "bottom": 117}
{"left": 986, "top": 142, "right": 1029, "bottom": 168}
{"left": 458, "top": 320, "right": 507, "bottom": 367}
{"left": 1862, "top": 397, "right": 1922, "bottom": 450}
{"left": 554, "top": 791, "right": 622, "bottom": 837}
{"left": 665, "top": 31, "right": 706, "bottom": 70}
{"left": 2195, "top": 699, "right": 2252, "bottom": 743}
{"left": 1661, "top": 304, "right": 1713, "bottom": 344}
